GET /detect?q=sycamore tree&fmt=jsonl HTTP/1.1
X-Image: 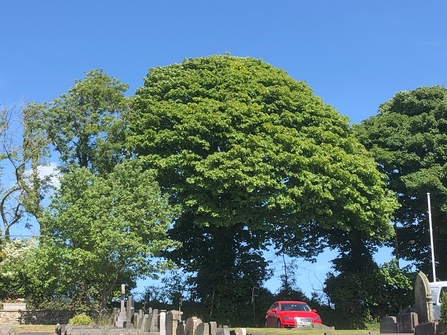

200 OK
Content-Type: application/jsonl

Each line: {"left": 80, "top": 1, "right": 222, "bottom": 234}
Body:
{"left": 355, "top": 86, "right": 447, "bottom": 281}
{"left": 38, "top": 160, "right": 180, "bottom": 311}
{"left": 126, "top": 55, "right": 397, "bottom": 317}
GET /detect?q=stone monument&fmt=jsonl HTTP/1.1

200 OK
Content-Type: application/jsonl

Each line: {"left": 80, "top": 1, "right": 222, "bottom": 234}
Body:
{"left": 115, "top": 284, "right": 127, "bottom": 328}
{"left": 414, "top": 271, "right": 434, "bottom": 323}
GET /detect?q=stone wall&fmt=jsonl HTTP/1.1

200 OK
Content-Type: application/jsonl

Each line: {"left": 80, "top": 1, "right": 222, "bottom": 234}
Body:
{"left": 0, "top": 309, "right": 79, "bottom": 325}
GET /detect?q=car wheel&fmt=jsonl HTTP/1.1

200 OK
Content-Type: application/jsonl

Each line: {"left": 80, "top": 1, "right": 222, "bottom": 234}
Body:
{"left": 277, "top": 320, "right": 282, "bottom": 328}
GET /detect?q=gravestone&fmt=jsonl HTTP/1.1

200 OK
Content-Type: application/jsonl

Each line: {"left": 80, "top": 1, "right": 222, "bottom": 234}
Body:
{"left": 160, "top": 310, "right": 167, "bottom": 335}
{"left": 149, "top": 308, "right": 159, "bottom": 332}
{"left": 209, "top": 322, "right": 217, "bottom": 335}
{"left": 167, "top": 310, "right": 184, "bottom": 335}
{"left": 115, "top": 284, "right": 127, "bottom": 327}
{"left": 414, "top": 271, "right": 434, "bottom": 323}
{"left": 216, "top": 326, "right": 230, "bottom": 335}
{"left": 177, "top": 321, "right": 186, "bottom": 335}
{"left": 196, "top": 322, "right": 209, "bottom": 335}
{"left": 185, "top": 317, "right": 202, "bottom": 335}
{"left": 137, "top": 309, "right": 144, "bottom": 329}
{"left": 380, "top": 316, "right": 397, "bottom": 333}
{"left": 142, "top": 314, "right": 151, "bottom": 332}
{"left": 415, "top": 321, "right": 437, "bottom": 335}
{"left": 397, "top": 312, "right": 418, "bottom": 333}
{"left": 230, "top": 328, "right": 245, "bottom": 335}
{"left": 126, "top": 295, "right": 134, "bottom": 325}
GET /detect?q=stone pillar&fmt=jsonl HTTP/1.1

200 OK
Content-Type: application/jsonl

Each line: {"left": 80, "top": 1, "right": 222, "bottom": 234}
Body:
{"left": 126, "top": 295, "right": 134, "bottom": 325}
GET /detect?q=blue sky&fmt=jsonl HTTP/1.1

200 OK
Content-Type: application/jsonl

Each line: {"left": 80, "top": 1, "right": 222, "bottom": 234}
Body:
{"left": 1, "top": 0, "right": 446, "bottom": 297}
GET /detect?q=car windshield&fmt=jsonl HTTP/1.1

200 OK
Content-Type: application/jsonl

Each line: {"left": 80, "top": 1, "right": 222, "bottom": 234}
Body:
{"left": 280, "top": 303, "right": 311, "bottom": 311}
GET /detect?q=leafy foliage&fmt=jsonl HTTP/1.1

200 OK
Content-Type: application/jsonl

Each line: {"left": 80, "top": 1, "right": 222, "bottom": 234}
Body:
{"left": 355, "top": 86, "right": 447, "bottom": 280}
{"left": 0, "top": 238, "right": 37, "bottom": 300}
{"left": 69, "top": 313, "right": 93, "bottom": 326}
{"left": 0, "top": 105, "right": 51, "bottom": 237}
{"left": 25, "top": 69, "right": 129, "bottom": 175}
{"left": 127, "top": 55, "right": 397, "bottom": 320}
{"left": 324, "top": 259, "right": 413, "bottom": 329}
{"left": 441, "top": 291, "right": 447, "bottom": 326}
{"left": 39, "top": 160, "right": 180, "bottom": 310}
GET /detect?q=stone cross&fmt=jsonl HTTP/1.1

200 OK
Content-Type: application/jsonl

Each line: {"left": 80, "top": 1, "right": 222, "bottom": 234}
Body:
{"left": 115, "top": 284, "right": 128, "bottom": 328}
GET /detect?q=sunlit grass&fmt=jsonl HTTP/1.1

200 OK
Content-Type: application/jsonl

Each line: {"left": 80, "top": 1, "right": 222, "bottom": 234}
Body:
{"left": 245, "top": 328, "right": 378, "bottom": 335}
{"left": 9, "top": 324, "right": 380, "bottom": 334}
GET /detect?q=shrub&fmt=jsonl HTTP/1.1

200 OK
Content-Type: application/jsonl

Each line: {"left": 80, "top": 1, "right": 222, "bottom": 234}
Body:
{"left": 69, "top": 313, "right": 93, "bottom": 326}
{"left": 441, "top": 291, "right": 447, "bottom": 326}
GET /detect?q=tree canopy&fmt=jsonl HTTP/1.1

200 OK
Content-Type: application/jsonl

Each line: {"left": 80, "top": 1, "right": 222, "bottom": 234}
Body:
{"left": 355, "top": 85, "right": 447, "bottom": 281}
{"left": 25, "top": 69, "right": 129, "bottom": 175}
{"left": 126, "top": 55, "right": 397, "bottom": 317}
{"left": 39, "top": 160, "right": 180, "bottom": 310}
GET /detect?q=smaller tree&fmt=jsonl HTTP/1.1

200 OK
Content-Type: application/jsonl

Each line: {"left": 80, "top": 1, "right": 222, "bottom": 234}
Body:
{"left": 0, "top": 104, "right": 51, "bottom": 238}
{"left": 324, "top": 259, "right": 413, "bottom": 329}
{"left": 0, "top": 238, "right": 37, "bottom": 300}
{"left": 39, "top": 159, "right": 180, "bottom": 311}
{"left": 441, "top": 291, "right": 447, "bottom": 326}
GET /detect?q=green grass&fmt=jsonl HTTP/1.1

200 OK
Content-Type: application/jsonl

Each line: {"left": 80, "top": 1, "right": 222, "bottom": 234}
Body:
{"left": 245, "top": 328, "right": 379, "bottom": 335}
{"left": 8, "top": 324, "right": 380, "bottom": 334}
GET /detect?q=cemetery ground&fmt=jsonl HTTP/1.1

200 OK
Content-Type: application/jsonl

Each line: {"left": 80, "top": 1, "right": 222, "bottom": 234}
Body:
{"left": 7, "top": 324, "right": 382, "bottom": 334}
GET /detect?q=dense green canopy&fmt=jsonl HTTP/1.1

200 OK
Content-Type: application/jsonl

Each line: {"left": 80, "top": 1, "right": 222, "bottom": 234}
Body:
{"left": 125, "top": 56, "right": 395, "bottom": 318}
{"left": 128, "top": 55, "right": 396, "bottom": 251}
{"left": 39, "top": 160, "right": 180, "bottom": 310}
{"left": 355, "top": 85, "right": 447, "bottom": 281}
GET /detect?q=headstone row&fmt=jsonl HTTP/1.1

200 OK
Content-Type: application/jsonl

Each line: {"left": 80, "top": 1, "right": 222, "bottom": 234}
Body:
{"left": 114, "top": 287, "right": 241, "bottom": 335}
{"left": 123, "top": 306, "right": 243, "bottom": 335}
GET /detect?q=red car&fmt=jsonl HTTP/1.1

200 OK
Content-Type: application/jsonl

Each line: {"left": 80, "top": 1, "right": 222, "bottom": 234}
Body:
{"left": 265, "top": 300, "right": 322, "bottom": 328}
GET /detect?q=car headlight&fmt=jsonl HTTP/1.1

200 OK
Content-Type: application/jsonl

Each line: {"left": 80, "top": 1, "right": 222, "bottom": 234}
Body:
{"left": 283, "top": 316, "right": 293, "bottom": 320}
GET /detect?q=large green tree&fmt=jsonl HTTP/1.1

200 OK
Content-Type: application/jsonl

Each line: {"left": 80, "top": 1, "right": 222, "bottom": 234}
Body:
{"left": 355, "top": 86, "right": 447, "bottom": 281}
{"left": 127, "top": 55, "right": 397, "bottom": 316}
{"left": 39, "top": 160, "right": 180, "bottom": 311}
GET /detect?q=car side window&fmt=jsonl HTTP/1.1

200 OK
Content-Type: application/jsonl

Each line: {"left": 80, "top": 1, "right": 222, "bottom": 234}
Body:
{"left": 270, "top": 303, "right": 278, "bottom": 310}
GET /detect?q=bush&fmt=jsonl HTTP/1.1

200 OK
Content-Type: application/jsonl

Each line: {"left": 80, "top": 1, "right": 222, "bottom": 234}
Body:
{"left": 69, "top": 313, "right": 93, "bottom": 326}
{"left": 441, "top": 291, "right": 447, "bottom": 326}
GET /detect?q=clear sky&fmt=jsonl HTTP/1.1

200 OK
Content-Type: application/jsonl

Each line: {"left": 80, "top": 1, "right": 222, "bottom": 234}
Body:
{"left": 1, "top": 0, "right": 446, "bottom": 297}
